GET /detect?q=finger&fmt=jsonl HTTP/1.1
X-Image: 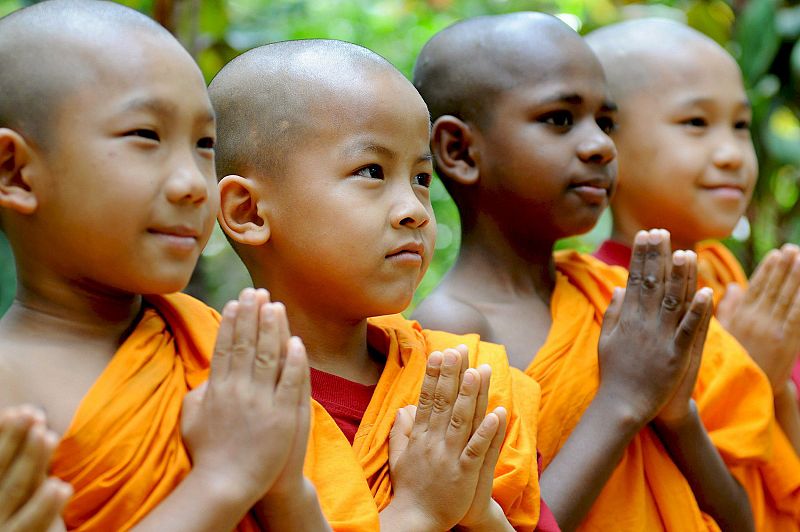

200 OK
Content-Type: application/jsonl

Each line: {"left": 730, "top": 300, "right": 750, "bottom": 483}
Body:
{"left": 0, "top": 409, "right": 33, "bottom": 480}
{"left": 601, "top": 287, "right": 625, "bottom": 332}
{"left": 686, "top": 291, "right": 713, "bottom": 385}
{"left": 684, "top": 250, "right": 698, "bottom": 305}
{"left": 622, "top": 231, "right": 650, "bottom": 316}
{"left": 782, "top": 289, "right": 800, "bottom": 352}
{"left": 412, "top": 352, "right": 443, "bottom": 437}
{"left": 460, "top": 410, "right": 500, "bottom": 470}
{"left": 427, "top": 348, "right": 463, "bottom": 435}
{"left": 388, "top": 406, "right": 415, "bottom": 471}
{"left": 445, "top": 368, "right": 481, "bottom": 448}
{"left": 746, "top": 250, "right": 779, "bottom": 304}
{"left": 5, "top": 478, "right": 72, "bottom": 532}
{"left": 252, "top": 303, "right": 280, "bottom": 388}
{"left": 660, "top": 250, "right": 690, "bottom": 329}
{"left": 639, "top": 229, "right": 669, "bottom": 314}
{"left": 0, "top": 422, "right": 48, "bottom": 521}
{"left": 482, "top": 407, "right": 507, "bottom": 477}
{"left": 471, "top": 365, "right": 491, "bottom": 436}
{"left": 274, "top": 336, "right": 309, "bottom": 407}
{"left": 229, "top": 288, "right": 260, "bottom": 376}
{"left": 772, "top": 254, "right": 800, "bottom": 321}
{"left": 758, "top": 250, "right": 790, "bottom": 308}
{"left": 273, "top": 302, "right": 292, "bottom": 378}
{"left": 716, "top": 283, "right": 744, "bottom": 327}
{"left": 209, "top": 301, "right": 237, "bottom": 384}
{"left": 674, "top": 287, "right": 713, "bottom": 354}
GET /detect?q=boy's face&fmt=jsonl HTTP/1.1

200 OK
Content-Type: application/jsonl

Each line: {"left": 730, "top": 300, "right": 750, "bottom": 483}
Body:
{"left": 471, "top": 42, "right": 618, "bottom": 241}
{"left": 259, "top": 71, "right": 436, "bottom": 319}
{"left": 610, "top": 45, "right": 757, "bottom": 248}
{"left": 32, "top": 33, "right": 217, "bottom": 295}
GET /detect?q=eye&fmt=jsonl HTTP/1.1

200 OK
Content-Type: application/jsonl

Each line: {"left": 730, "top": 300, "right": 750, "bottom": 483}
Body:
{"left": 681, "top": 117, "right": 708, "bottom": 128}
{"left": 734, "top": 119, "right": 751, "bottom": 131}
{"left": 597, "top": 116, "right": 616, "bottom": 134}
{"left": 127, "top": 129, "right": 160, "bottom": 141}
{"left": 197, "top": 137, "right": 215, "bottom": 150}
{"left": 540, "top": 111, "right": 573, "bottom": 128}
{"left": 354, "top": 164, "right": 384, "bottom": 180}
{"left": 413, "top": 173, "right": 433, "bottom": 188}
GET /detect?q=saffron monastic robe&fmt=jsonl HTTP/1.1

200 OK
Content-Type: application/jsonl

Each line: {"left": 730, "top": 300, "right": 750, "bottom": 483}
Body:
{"left": 306, "top": 314, "right": 544, "bottom": 531}
{"left": 524, "top": 251, "right": 796, "bottom": 531}
{"left": 51, "top": 293, "right": 259, "bottom": 532}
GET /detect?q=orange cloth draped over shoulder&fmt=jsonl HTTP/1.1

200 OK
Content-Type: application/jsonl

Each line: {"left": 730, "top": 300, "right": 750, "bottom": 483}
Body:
{"left": 696, "top": 240, "right": 800, "bottom": 530}
{"left": 50, "top": 293, "right": 259, "bottom": 532}
{"left": 526, "top": 251, "right": 781, "bottom": 531}
{"left": 305, "top": 314, "right": 542, "bottom": 531}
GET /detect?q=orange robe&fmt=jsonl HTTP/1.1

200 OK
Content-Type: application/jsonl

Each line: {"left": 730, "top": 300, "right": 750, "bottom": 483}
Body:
{"left": 51, "top": 293, "right": 258, "bottom": 531}
{"left": 526, "top": 251, "right": 787, "bottom": 531}
{"left": 305, "top": 314, "right": 542, "bottom": 531}
{"left": 696, "top": 241, "right": 800, "bottom": 530}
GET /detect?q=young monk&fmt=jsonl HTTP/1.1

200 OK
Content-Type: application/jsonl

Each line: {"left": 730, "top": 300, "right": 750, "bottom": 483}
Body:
{"left": 587, "top": 18, "right": 800, "bottom": 528}
{"left": 412, "top": 12, "right": 779, "bottom": 531}
{"left": 209, "top": 39, "right": 554, "bottom": 531}
{"left": 0, "top": 1, "right": 327, "bottom": 530}
{"left": 0, "top": 406, "right": 72, "bottom": 531}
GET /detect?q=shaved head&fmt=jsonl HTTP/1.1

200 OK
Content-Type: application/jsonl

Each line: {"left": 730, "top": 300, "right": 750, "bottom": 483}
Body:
{"left": 586, "top": 18, "right": 740, "bottom": 102}
{"left": 0, "top": 0, "right": 174, "bottom": 149}
{"left": 413, "top": 12, "right": 586, "bottom": 128}
{"left": 209, "top": 39, "right": 408, "bottom": 180}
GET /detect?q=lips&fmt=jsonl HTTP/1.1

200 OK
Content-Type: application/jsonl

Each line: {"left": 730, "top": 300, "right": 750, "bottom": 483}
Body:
{"left": 568, "top": 176, "right": 612, "bottom": 204}
{"left": 148, "top": 225, "right": 201, "bottom": 239}
{"left": 148, "top": 225, "right": 201, "bottom": 252}
{"left": 386, "top": 242, "right": 425, "bottom": 259}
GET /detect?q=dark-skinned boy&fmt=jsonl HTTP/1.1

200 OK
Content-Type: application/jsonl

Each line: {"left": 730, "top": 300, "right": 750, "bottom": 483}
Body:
{"left": 412, "top": 12, "right": 771, "bottom": 531}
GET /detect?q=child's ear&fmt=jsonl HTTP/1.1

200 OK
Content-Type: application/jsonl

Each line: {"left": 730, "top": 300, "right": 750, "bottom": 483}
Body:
{"left": 431, "top": 115, "right": 480, "bottom": 186}
{"left": 0, "top": 128, "right": 38, "bottom": 214}
{"left": 217, "top": 174, "right": 270, "bottom": 246}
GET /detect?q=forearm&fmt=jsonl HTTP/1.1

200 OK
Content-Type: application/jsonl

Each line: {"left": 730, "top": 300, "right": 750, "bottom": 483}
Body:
{"left": 653, "top": 401, "right": 754, "bottom": 532}
{"left": 540, "top": 393, "right": 644, "bottom": 532}
{"left": 254, "top": 478, "right": 331, "bottom": 532}
{"left": 774, "top": 381, "right": 800, "bottom": 456}
{"left": 130, "top": 469, "right": 256, "bottom": 532}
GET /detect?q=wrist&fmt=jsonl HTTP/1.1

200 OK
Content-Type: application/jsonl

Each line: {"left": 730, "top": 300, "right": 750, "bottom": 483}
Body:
{"left": 379, "top": 497, "right": 438, "bottom": 532}
{"left": 455, "top": 499, "right": 509, "bottom": 532}
{"left": 652, "top": 400, "right": 700, "bottom": 441}
{"left": 774, "top": 379, "right": 798, "bottom": 405}
{"left": 188, "top": 465, "right": 260, "bottom": 511}
{"left": 593, "top": 387, "right": 650, "bottom": 435}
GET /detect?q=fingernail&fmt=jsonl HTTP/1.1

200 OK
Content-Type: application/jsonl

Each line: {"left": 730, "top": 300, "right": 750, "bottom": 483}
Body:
{"left": 648, "top": 230, "right": 662, "bottom": 244}
{"left": 429, "top": 352, "right": 443, "bottom": 367}
{"left": 697, "top": 287, "right": 712, "bottom": 302}
{"left": 673, "top": 250, "right": 685, "bottom": 265}
{"left": 634, "top": 231, "right": 648, "bottom": 244}
{"left": 463, "top": 370, "right": 475, "bottom": 385}
{"left": 242, "top": 289, "right": 255, "bottom": 303}
{"left": 443, "top": 350, "right": 457, "bottom": 366}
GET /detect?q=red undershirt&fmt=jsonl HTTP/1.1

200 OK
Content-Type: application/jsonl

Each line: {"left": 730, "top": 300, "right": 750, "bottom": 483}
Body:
{"left": 310, "top": 367, "right": 561, "bottom": 531}
{"left": 593, "top": 239, "right": 800, "bottom": 408}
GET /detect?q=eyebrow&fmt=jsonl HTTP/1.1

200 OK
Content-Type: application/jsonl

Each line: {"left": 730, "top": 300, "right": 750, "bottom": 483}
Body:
{"left": 674, "top": 96, "right": 752, "bottom": 110}
{"left": 534, "top": 93, "right": 618, "bottom": 112}
{"left": 119, "top": 97, "right": 215, "bottom": 123}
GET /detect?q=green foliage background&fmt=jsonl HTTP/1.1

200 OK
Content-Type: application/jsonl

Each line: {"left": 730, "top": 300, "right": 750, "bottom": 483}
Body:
{"left": 1, "top": 0, "right": 798, "bottom": 314}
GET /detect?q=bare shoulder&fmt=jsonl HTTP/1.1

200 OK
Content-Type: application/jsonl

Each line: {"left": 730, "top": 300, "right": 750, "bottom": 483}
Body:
{"left": 412, "top": 290, "right": 492, "bottom": 337}
{"left": 0, "top": 338, "right": 26, "bottom": 409}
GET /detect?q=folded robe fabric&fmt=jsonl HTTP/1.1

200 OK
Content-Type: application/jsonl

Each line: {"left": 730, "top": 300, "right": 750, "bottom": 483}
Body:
{"left": 696, "top": 241, "right": 800, "bottom": 531}
{"left": 51, "top": 293, "right": 258, "bottom": 532}
{"left": 305, "top": 314, "right": 543, "bottom": 531}
{"left": 526, "top": 251, "right": 784, "bottom": 531}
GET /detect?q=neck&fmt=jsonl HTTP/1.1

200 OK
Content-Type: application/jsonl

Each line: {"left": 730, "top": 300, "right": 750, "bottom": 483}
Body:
{"left": 250, "top": 272, "right": 383, "bottom": 386}
{"left": 454, "top": 215, "right": 557, "bottom": 305}
{"left": 2, "top": 273, "right": 143, "bottom": 347}
{"left": 611, "top": 218, "right": 697, "bottom": 253}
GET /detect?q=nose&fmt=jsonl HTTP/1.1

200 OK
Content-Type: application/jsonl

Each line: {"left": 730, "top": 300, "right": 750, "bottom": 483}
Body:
{"left": 165, "top": 153, "right": 210, "bottom": 205}
{"left": 576, "top": 125, "right": 617, "bottom": 165}
{"left": 391, "top": 185, "right": 431, "bottom": 230}
{"left": 712, "top": 134, "right": 744, "bottom": 171}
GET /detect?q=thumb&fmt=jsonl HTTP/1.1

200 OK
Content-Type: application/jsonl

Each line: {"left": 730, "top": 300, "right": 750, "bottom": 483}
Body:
{"left": 716, "top": 283, "right": 743, "bottom": 327}
{"left": 181, "top": 381, "right": 207, "bottom": 435}
{"left": 601, "top": 287, "right": 625, "bottom": 334}
{"left": 388, "top": 405, "right": 415, "bottom": 471}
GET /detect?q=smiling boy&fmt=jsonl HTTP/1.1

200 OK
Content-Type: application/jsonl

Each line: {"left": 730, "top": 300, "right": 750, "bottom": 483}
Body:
{"left": 209, "top": 39, "right": 553, "bottom": 531}
{"left": 587, "top": 18, "right": 800, "bottom": 528}
{"left": 0, "top": 1, "right": 325, "bottom": 530}
{"left": 411, "top": 12, "right": 780, "bottom": 530}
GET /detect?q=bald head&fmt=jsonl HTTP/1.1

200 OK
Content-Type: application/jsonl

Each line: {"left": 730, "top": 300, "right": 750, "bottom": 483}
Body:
{"left": 413, "top": 12, "right": 587, "bottom": 128}
{"left": 586, "top": 18, "right": 740, "bottom": 101}
{"left": 209, "top": 39, "right": 407, "bottom": 180}
{"left": 0, "top": 0, "right": 174, "bottom": 149}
